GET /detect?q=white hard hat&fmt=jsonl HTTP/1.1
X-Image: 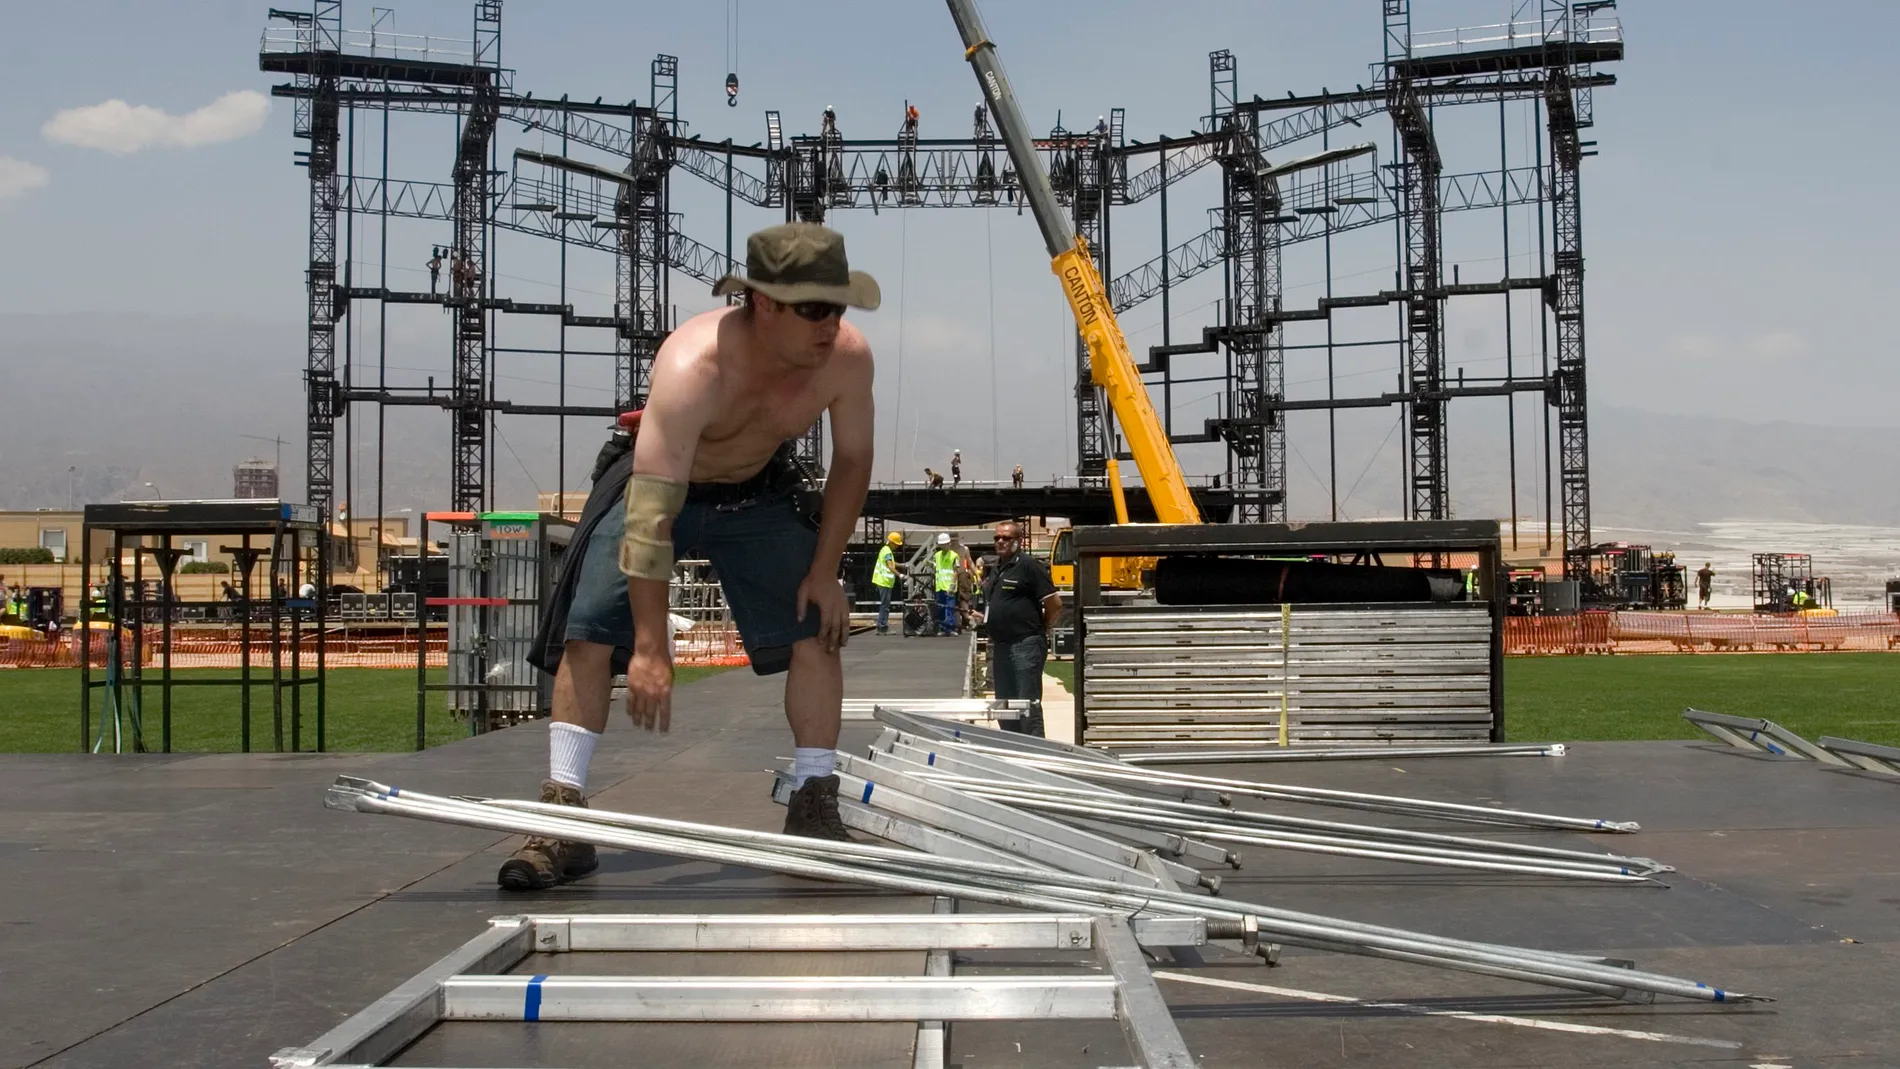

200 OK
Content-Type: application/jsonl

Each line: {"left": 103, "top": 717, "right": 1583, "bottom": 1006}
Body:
{"left": 936, "top": 533, "right": 951, "bottom": 546}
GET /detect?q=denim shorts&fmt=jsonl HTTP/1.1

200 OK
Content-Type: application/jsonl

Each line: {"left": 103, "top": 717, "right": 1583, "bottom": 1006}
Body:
{"left": 564, "top": 485, "right": 821, "bottom": 675}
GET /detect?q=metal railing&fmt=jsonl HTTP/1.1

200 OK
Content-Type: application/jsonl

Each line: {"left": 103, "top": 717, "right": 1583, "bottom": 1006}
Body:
{"left": 261, "top": 26, "right": 475, "bottom": 61}
{"left": 1407, "top": 16, "right": 1623, "bottom": 57}
{"left": 669, "top": 558, "right": 734, "bottom": 631}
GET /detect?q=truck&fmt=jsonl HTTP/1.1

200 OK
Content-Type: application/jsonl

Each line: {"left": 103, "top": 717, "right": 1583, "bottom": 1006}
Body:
{"left": 1045, "top": 459, "right": 1155, "bottom": 593}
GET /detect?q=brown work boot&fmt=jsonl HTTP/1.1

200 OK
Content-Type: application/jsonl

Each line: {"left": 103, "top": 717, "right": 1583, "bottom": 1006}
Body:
{"left": 782, "top": 773, "right": 858, "bottom": 842}
{"left": 497, "top": 779, "right": 599, "bottom": 891}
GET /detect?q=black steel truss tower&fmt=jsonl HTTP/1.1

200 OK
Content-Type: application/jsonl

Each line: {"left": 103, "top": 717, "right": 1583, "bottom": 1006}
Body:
{"left": 1385, "top": 0, "right": 1450, "bottom": 521}
{"left": 288, "top": 3, "right": 342, "bottom": 525}
{"left": 1545, "top": 0, "right": 1594, "bottom": 580}
{"left": 1061, "top": 120, "right": 1115, "bottom": 482}
{"left": 1212, "top": 51, "right": 1285, "bottom": 522}
{"left": 615, "top": 55, "right": 674, "bottom": 413}
{"left": 447, "top": 0, "right": 502, "bottom": 512}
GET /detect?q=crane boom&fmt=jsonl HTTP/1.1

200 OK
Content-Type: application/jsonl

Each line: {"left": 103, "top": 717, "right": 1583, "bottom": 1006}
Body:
{"left": 946, "top": 0, "right": 1202, "bottom": 525}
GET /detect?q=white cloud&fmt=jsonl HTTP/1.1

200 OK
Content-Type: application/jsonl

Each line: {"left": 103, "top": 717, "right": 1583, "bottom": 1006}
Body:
{"left": 1748, "top": 330, "right": 1808, "bottom": 360}
{"left": 1668, "top": 334, "right": 1718, "bottom": 360}
{"left": 0, "top": 157, "right": 50, "bottom": 201}
{"left": 42, "top": 90, "right": 270, "bottom": 155}
{"left": 903, "top": 314, "right": 983, "bottom": 353}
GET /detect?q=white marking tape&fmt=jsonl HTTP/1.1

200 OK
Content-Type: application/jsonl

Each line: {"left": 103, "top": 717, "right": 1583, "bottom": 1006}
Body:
{"left": 1153, "top": 971, "right": 1743, "bottom": 1050}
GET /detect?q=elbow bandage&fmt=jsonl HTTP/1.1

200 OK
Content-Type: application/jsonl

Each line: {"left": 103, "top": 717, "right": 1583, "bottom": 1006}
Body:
{"left": 618, "top": 474, "right": 688, "bottom": 581}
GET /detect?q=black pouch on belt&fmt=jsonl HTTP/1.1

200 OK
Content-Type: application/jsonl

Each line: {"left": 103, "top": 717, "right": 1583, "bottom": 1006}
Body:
{"left": 725, "top": 445, "right": 823, "bottom": 530}
{"left": 790, "top": 484, "right": 823, "bottom": 531}
{"left": 771, "top": 451, "right": 824, "bottom": 531}
{"left": 590, "top": 429, "right": 633, "bottom": 485}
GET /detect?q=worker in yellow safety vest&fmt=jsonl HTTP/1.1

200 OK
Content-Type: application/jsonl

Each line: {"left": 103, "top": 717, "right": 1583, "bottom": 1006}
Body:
{"left": 932, "top": 533, "right": 960, "bottom": 636}
{"left": 872, "top": 531, "right": 902, "bottom": 635}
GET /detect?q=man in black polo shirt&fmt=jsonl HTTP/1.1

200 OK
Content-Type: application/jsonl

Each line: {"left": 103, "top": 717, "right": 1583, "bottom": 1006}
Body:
{"left": 978, "top": 520, "right": 1059, "bottom": 737}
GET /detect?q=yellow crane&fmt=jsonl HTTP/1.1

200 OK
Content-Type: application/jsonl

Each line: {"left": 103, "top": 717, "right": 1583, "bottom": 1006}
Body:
{"left": 946, "top": 0, "right": 1202, "bottom": 531}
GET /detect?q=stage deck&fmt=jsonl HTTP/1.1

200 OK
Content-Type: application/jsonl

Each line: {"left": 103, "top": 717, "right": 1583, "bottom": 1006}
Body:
{"left": 3, "top": 637, "right": 1896, "bottom": 1068}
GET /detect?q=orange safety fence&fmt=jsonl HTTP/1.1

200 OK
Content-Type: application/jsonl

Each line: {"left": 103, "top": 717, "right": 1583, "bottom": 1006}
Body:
{"left": 1, "top": 624, "right": 752, "bottom": 670}
{"left": 1503, "top": 612, "right": 1615, "bottom": 655}
{"left": 671, "top": 625, "right": 752, "bottom": 667}
{"left": 18, "top": 613, "right": 1897, "bottom": 667}
{"left": 0, "top": 631, "right": 128, "bottom": 668}
{"left": 1507, "top": 611, "right": 1900, "bottom": 655}
{"left": 0, "top": 628, "right": 447, "bottom": 669}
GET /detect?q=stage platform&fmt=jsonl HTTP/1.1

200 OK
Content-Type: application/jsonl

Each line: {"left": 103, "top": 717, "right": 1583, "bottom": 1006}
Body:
{"left": 861, "top": 483, "right": 1238, "bottom": 527}
{"left": 4, "top": 637, "right": 1897, "bottom": 1067}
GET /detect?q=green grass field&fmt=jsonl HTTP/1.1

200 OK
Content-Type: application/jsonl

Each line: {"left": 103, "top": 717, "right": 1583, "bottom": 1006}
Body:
{"left": 1045, "top": 653, "right": 1900, "bottom": 746}
{"left": 6, "top": 655, "right": 1896, "bottom": 753}
{"left": 1498, "top": 654, "right": 1900, "bottom": 745}
{"left": 0, "top": 666, "right": 730, "bottom": 754}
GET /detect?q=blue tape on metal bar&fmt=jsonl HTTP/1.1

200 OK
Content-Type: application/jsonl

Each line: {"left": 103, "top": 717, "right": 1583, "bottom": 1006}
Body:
{"left": 927, "top": 752, "right": 936, "bottom": 766}
{"left": 524, "top": 974, "right": 547, "bottom": 1021}
{"left": 861, "top": 782, "right": 875, "bottom": 803}
{"left": 389, "top": 787, "right": 401, "bottom": 797}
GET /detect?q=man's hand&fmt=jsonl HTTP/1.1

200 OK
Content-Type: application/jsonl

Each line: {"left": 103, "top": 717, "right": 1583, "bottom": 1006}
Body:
{"left": 796, "top": 570, "right": 851, "bottom": 653}
{"left": 624, "top": 648, "right": 673, "bottom": 732}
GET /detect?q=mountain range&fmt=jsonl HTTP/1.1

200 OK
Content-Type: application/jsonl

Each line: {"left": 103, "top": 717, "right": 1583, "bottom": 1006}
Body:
{"left": 4, "top": 312, "right": 1896, "bottom": 538}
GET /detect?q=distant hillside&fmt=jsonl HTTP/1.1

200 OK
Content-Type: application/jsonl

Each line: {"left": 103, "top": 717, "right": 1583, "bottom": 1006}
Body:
{"left": 4, "top": 312, "right": 1896, "bottom": 534}
{"left": 1438, "top": 405, "right": 1900, "bottom": 530}
{"left": 1587, "top": 405, "right": 1900, "bottom": 528}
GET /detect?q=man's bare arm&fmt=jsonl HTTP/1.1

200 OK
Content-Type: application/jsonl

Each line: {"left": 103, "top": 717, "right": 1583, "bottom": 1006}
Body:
{"left": 812, "top": 346, "right": 876, "bottom": 579}
{"left": 626, "top": 350, "right": 719, "bottom": 658}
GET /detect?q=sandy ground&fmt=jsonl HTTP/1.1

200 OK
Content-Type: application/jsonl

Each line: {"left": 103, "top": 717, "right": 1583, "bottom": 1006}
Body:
{"left": 1041, "top": 665, "right": 1077, "bottom": 744}
{"left": 1596, "top": 520, "right": 1900, "bottom": 609}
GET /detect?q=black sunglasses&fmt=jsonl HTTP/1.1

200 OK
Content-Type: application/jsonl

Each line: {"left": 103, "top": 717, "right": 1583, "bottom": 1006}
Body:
{"left": 790, "top": 301, "right": 845, "bottom": 322}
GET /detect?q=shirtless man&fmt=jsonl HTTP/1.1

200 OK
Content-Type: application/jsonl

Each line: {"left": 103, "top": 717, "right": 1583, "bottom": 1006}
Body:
{"left": 500, "top": 223, "right": 879, "bottom": 891}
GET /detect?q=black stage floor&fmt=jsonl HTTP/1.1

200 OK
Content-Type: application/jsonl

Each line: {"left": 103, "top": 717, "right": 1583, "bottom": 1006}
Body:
{"left": 4, "top": 638, "right": 1897, "bottom": 1068}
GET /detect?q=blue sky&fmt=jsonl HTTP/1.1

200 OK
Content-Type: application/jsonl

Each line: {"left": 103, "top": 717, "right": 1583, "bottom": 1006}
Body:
{"left": 2, "top": 1, "right": 1896, "bottom": 515}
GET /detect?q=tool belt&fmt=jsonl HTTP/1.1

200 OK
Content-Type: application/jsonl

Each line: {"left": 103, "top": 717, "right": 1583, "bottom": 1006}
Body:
{"left": 685, "top": 446, "right": 807, "bottom": 507}
{"left": 594, "top": 427, "right": 805, "bottom": 495}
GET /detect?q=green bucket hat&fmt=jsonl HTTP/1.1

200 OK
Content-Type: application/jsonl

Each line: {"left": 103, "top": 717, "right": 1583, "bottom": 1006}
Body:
{"left": 711, "top": 223, "right": 881, "bottom": 310}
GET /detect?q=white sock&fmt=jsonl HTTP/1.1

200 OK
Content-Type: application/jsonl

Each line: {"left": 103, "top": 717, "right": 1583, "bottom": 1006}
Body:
{"left": 549, "top": 722, "right": 601, "bottom": 789}
{"left": 792, "top": 747, "right": 837, "bottom": 788}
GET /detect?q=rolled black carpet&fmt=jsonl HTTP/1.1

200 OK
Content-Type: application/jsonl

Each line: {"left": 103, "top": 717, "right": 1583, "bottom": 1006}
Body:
{"left": 1153, "top": 556, "right": 1466, "bottom": 606}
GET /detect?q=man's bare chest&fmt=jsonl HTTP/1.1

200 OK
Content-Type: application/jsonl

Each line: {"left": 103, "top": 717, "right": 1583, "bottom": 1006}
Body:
{"left": 704, "top": 377, "right": 831, "bottom": 443}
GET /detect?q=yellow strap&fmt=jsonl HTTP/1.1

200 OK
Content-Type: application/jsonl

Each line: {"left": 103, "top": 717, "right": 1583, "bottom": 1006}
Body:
{"left": 1279, "top": 603, "right": 1292, "bottom": 749}
{"left": 965, "top": 39, "right": 991, "bottom": 60}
